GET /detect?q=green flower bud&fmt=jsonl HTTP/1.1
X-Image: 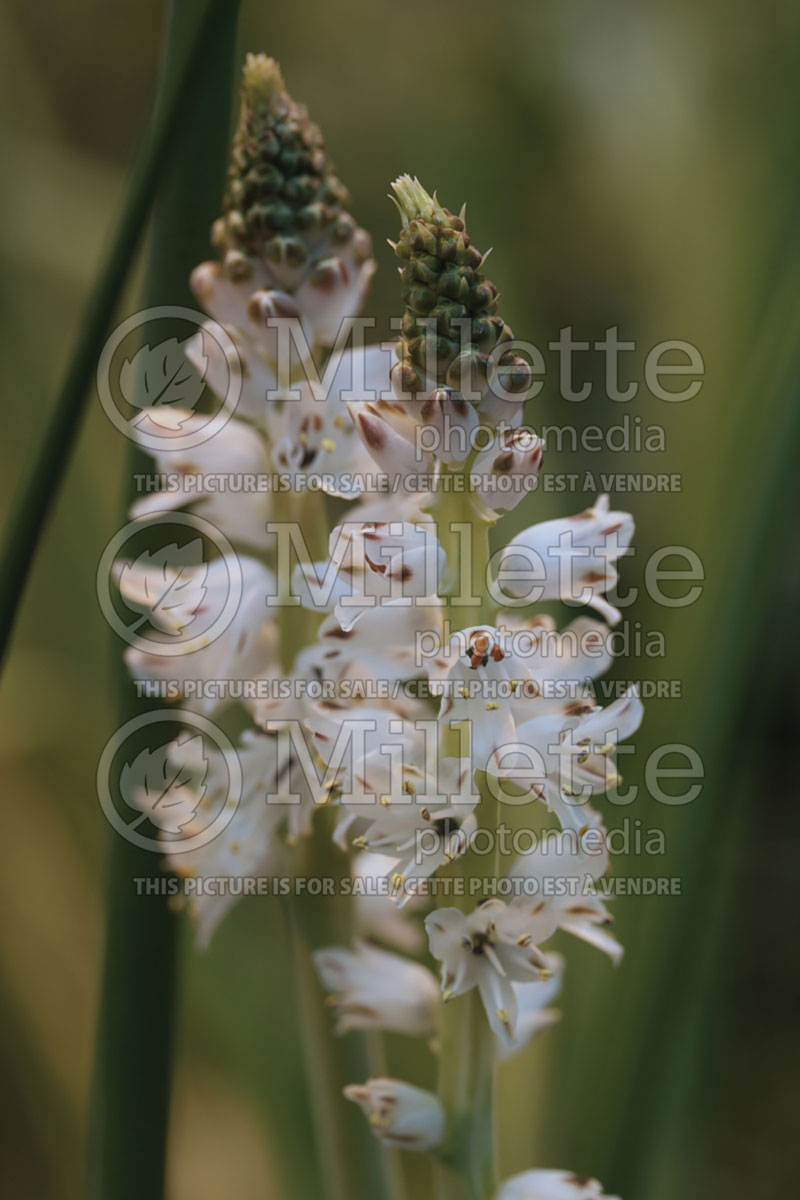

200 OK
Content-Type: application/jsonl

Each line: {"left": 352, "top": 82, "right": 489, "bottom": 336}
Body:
{"left": 215, "top": 54, "right": 369, "bottom": 269}
{"left": 390, "top": 175, "right": 518, "bottom": 409}
{"left": 194, "top": 54, "right": 376, "bottom": 349}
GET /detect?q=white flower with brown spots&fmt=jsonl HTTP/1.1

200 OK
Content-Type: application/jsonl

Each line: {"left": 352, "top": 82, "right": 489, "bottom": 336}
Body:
{"left": 347, "top": 397, "right": 436, "bottom": 483}
{"left": 500, "top": 687, "right": 644, "bottom": 833}
{"left": 294, "top": 520, "right": 444, "bottom": 628}
{"left": 495, "top": 1170, "right": 620, "bottom": 1200}
{"left": 425, "top": 898, "right": 558, "bottom": 1045}
{"left": 507, "top": 824, "right": 623, "bottom": 964}
{"left": 496, "top": 494, "right": 634, "bottom": 624}
{"left": 343, "top": 1078, "right": 445, "bottom": 1151}
{"left": 130, "top": 409, "right": 272, "bottom": 549}
{"left": 313, "top": 941, "right": 439, "bottom": 1036}
{"left": 499, "top": 953, "right": 565, "bottom": 1059}
{"left": 471, "top": 426, "right": 545, "bottom": 515}
{"left": 120, "top": 556, "right": 277, "bottom": 716}
{"left": 331, "top": 746, "right": 480, "bottom": 894}
{"left": 429, "top": 624, "right": 542, "bottom": 767}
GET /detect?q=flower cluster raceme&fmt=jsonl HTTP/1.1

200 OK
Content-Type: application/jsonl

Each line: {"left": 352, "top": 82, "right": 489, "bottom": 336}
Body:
{"left": 115, "top": 56, "right": 642, "bottom": 1198}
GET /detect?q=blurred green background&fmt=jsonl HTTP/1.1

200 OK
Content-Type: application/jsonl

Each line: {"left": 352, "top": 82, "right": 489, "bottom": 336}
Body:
{"left": 1, "top": 0, "right": 799, "bottom": 1197}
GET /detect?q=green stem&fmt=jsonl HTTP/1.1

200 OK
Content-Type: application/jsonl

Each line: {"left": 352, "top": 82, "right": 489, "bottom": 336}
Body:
{"left": 87, "top": 4, "right": 241, "bottom": 1199}
{"left": 288, "top": 819, "right": 393, "bottom": 1200}
{"left": 426, "top": 465, "right": 495, "bottom": 632}
{"left": 273, "top": 484, "right": 392, "bottom": 1200}
{"left": 276, "top": 487, "right": 328, "bottom": 672}
{"left": 0, "top": 0, "right": 238, "bottom": 673}
{"left": 434, "top": 988, "right": 497, "bottom": 1200}
{"left": 429, "top": 469, "right": 499, "bottom": 1199}
{"left": 365, "top": 1031, "right": 410, "bottom": 1200}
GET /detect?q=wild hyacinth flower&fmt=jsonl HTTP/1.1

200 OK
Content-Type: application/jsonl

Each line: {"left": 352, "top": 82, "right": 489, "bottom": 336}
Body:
{"left": 506, "top": 826, "right": 624, "bottom": 964}
{"left": 313, "top": 941, "right": 439, "bottom": 1035}
{"left": 119, "top": 556, "right": 277, "bottom": 715}
{"left": 500, "top": 954, "right": 565, "bottom": 1058}
{"left": 495, "top": 1171, "right": 620, "bottom": 1200}
{"left": 496, "top": 494, "right": 635, "bottom": 623}
{"left": 424, "top": 899, "right": 555, "bottom": 1045}
{"left": 343, "top": 1078, "right": 445, "bottom": 1151}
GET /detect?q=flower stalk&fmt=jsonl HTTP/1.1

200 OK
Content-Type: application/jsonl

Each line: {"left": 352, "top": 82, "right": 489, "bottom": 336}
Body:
{"left": 88, "top": 3, "right": 242, "bottom": 1198}
{"left": 109, "top": 59, "right": 643, "bottom": 1200}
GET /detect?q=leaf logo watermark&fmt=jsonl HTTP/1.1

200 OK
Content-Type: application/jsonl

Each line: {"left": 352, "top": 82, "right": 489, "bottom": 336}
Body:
{"left": 97, "top": 711, "right": 241, "bottom": 853}
{"left": 120, "top": 733, "right": 208, "bottom": 835}
{"left": 97, "top": 512, "right": 243, "bottom": 655}
{"left": 96, "top": 306, "right": 242, "bottom": 450}
{"left": 121, "top": 336, "right": 209, "bottom": 425}
{"left": 114, "top": 540, "right": 209, "bottom": 636}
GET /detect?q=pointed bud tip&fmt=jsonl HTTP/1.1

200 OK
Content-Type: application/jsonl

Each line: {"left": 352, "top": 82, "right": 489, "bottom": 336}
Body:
{"left": 241, "top": 53, "right": 285, "bottom": 110}
{"left": 390, "top": 174, "right": 449, "bottom": 226}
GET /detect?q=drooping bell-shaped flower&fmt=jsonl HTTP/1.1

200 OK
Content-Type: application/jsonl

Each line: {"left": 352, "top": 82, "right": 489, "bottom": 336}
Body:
{"left": 495, "top": 1170, "right": 620, "bottom": 1200}
{"left": 343, "top": 1078, "right": 445, "bottom": 1151}
{"left": 350, "top": 851, "right": 426, "bottom": 953}
{"left": 496, "top": 495, "right": 634, "bottom": 624}
{"left": 471, "top": 426, "right": 545, "bottom": 516}
{"left": 294, "top": 519, "right": 445, "bottom": 629}
{"left": 506, "top": 823, "right": 623, "bottom": 964}
{"left": 314, "top": 940, "right": 439, "bottom": 1036}
{"left": 129, "top": 408, "right": 272, "bottom": 549}
{"left": 425, "top": 898, "right": 557, "bottom": 1044}
{"left": 506, "top": 686, "right": 644, "bottom": 831}
{"left": 134, "top": 727, "right": 307, "bottom": 948}
{"left": 120, "top": 556, "right": 277, "bottom": 715}
{"left": 498, "top": 953, "right": 565, "bottom": 1059}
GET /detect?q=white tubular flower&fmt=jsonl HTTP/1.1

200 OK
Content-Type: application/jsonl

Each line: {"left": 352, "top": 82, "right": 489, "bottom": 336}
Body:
{"left": 146, "top": 728, "right": 304, "bottom": 948}
{"left": 306, "top": 704, "right": 421, "bottom": 798}
{"left": 425, "top": 899, "right": 557, "bottom": 1045}
{"left": 502, "top": 687, "right": 644, "bottom": 831}
{"left": 183, "top": 316, "right": 270, "bottom": 425}
{"left": 470, "top": 426, "right": 544, "bottom": 516}
{"left": 265, "top": 343, "right": 392, "bottom": 498}
{"left": 496, "top": 495, "right": 634, "bottom": 624}
{"left": 430, "top": 625, "right": 541, "bottom": 768}
{"left": 343, "top": 1078, "right": 445, "bottom": 1151}
{"left": 351, "top": 851, "right": 426, "bottom": 952}
{"left": 495, "top": 1170, "right": 620, "bottom": 1200}
{"left": 498, "top": 954, "right": 565, "bottom": 1060}
{"left": 430, "top": 617, "right": 617, "bottom": 775}
{"left": 333, "top": 749, "right": 480, "bottom": 895}
{"left": 496, "top": 614, "right": 613, "bottom": 708}
{"left": 507, "top": 826, "right": 623, "bottom": 964}
{"left": 129, "top": 408, "right": 272, "bottom": 549}
{"left": 387, "top": 382, "right": 481, "bottom": 466}
{"left": 121, "top": 556, "right": 276, "bottom": 715}
{"left": 305, "top": 703, "right": 478, "bottom": 876}
{"left": 313, "top": 941, "right": 439, "bottom": 1036}
{"left": 347, "top": 399, "right": 436, "bottom": 483}
{"left": 186, "top": 323, "right": 386, "bottom": 492}
{"left": 295, "top": 520, "right": 444, "bottom": 628}
{"left": 315, "top": 597, "right": 443, "bottom": 687}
